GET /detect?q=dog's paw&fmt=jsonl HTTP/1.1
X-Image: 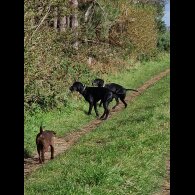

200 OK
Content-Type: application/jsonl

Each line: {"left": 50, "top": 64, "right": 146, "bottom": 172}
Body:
{"left": 100, "top": 115, "right": 105, "bottom": 120}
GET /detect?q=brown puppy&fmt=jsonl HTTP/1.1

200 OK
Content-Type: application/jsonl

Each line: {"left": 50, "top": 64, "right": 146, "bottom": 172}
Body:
{"left": 36, "top": 125, "right": 56, "bottom": 163}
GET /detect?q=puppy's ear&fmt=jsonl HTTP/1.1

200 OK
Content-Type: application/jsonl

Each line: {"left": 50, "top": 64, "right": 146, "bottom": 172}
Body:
{"left": 51, "top": 131, "right": 56, "bottom": 135}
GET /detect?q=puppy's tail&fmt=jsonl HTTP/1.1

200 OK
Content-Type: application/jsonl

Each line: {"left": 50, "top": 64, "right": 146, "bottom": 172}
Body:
{"left": 40, "top": 123, "right": 44, "bottom": 133}
{"left": 126, "top": 88, "right": 138, "bottom": 92}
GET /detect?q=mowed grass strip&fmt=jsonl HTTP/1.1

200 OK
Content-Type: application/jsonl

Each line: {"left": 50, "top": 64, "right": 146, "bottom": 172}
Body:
{"left": 24, "top": 53, "right": 170, "bottom": 156}
{"left": 25, "top": 74, "right": 170, "bottom": 195}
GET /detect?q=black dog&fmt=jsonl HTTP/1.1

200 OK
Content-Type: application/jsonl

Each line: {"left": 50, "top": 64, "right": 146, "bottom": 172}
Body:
{"left": 69, "top": 81, "right": 114, "bottom": 120}
{"left": 92, "top": 78, "right": 138, "bottom": 109}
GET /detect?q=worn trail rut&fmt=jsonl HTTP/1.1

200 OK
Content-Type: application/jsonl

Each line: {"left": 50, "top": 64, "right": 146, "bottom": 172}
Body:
{"left": 24, "top": 68, "right": 170, "bottom": 188}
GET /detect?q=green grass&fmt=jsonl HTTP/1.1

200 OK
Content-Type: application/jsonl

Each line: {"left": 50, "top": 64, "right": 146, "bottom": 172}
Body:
{"left": 25, "top": 73, "right": 170, "bottom": 195}
{"left": 24, "top": 53, "right": 169, "bottom": 156}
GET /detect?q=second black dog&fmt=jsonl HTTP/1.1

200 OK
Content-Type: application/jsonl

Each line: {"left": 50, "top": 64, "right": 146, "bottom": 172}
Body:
{"left": 69, "top": 81, "right": 113, "bottom": 120}
{"left": 92, "top": 78, "right": 138, "bottom": 109}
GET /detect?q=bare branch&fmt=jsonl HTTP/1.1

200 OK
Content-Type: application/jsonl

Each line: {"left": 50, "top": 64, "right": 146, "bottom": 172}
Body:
{"left": 84, "top": 2, "right": 94, "bottom": 22}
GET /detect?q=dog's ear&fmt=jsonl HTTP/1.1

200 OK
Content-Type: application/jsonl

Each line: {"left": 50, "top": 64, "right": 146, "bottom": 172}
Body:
{"left": 51, "top": 131, "right": 56, "bottom": 135}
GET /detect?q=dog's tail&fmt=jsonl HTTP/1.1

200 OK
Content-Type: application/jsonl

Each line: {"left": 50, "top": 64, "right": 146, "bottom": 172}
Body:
{"left": 40, "top": 122, "right": 44, "bottom": 133}
{"left": 126, "top": 88, "right": 138, "bottom": 92}
{"left": 114, "top": 88, "right": 138, "bottom": 95}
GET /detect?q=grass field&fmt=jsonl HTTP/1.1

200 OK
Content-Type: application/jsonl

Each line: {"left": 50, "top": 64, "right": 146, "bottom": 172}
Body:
{"left": 24, "top": 53, "right": 170, "bottom": 156}
{"left": 25, "top": 68, "right": 170, "bottom": 194}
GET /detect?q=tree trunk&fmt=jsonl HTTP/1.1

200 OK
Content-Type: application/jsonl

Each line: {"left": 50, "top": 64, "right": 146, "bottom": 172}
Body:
{"left": 84, "top": 2, "right": 94, "bottom": 22}
{"left": 69, "top": 0, "right": 79, "bottom": 50}
{"left": 59, "top": 16, "right": 66, "bottom": 32}
{"left": 54, "top": 7, "right": 58, "bottom": 31}
{"left": 66, "top": 16, "right": 70, "bottom": 28}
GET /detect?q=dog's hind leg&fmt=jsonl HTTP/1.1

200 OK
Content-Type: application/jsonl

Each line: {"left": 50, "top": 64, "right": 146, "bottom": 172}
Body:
{"left": 120, "top": 96, "right": 127, "bottom": 108}
{"left": 102, "top": 94, "right": 113, "bottom": 119}
{"left": 101, "top": 101, "right": 110, "bottom": 120}
{"left": 94, "top": 103, "right": 99, "bottom": 117}
{"left": 105, "top": 98, "right": 113, "bottom": 119}
{"left": 100, "top": 110, "right": 106, "bottom": 119}
{"left": 99, "top": 100, "right": 103, "bottom": 107}
{"left": 41, "top": 149, "right": 45, "bottom": 163}
{"left": 104, "top": 109, "right": 110, "bottom": 120}
{"left": 112, "top": 97, "right": 119, "bottom": 109}
{"left": 37, "top": 146, "right": 42, "bottom": 163}
{"left": 50, "top": 145, "right": 54, "bottom": 159}
{"left": 100, "top": 103, "right": 107, "bottom": 119}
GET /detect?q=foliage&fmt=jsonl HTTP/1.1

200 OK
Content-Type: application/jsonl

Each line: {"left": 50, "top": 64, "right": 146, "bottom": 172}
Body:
{"left": 24, "top": 0, "right": 168, "bottom": 114}
{"left": 157, "top": 31, "right": 170, "bottom": 51}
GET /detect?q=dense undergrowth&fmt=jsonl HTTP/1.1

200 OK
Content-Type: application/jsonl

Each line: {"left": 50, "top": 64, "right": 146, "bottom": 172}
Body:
{"left": 24, "top": 0, "right": 169, "bottom": 115}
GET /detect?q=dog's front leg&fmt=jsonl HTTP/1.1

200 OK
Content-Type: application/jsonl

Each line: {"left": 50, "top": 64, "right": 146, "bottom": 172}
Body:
{"left": 88, "top": 102, "right": 93, "bottom": 115}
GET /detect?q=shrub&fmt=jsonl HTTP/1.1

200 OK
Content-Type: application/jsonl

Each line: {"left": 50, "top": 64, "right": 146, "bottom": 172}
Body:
{"left": 157, "top": 31, "right": 170, "bottom": 51}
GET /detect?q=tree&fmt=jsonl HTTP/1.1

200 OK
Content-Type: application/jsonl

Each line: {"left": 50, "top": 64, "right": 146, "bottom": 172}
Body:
{"left": 69, "top": 0, "right": 79, "bottom": 50}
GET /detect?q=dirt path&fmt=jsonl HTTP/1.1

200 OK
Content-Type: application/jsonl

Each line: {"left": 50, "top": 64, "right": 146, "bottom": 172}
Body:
{"left": 154, "top": 159, "right": 170, "bottom": 195}
{"left": 162, "top": 159, "right": 170, "bottom": 195}
{"left": 24, "top": 69, "right": 170, "bottom": 179}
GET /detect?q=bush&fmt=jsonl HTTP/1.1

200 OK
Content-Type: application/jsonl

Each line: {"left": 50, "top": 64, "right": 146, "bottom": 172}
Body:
{"left": 157, "top": 31, "right": 170, "bottom": 52}
{"left": 109, "top": 4, "right": 158, "bottom": 60}
{"left": 24, "top": 0, "right": 165, "bottom": 114}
